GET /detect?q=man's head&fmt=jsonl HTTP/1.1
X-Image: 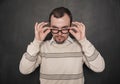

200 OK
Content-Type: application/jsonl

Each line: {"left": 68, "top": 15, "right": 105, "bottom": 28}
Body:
{"left": 49, "top": 7, "right": 73, "bottom": 44}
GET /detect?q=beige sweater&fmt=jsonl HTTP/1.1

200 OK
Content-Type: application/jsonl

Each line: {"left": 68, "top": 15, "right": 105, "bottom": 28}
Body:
{"left": 19, "top": 37, "right": 105, "bottom": 84}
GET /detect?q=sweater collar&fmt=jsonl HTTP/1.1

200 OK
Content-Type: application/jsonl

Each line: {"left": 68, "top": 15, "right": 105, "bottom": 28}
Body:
{"left": 50, "top": 36, "right": 74, "bottom": 45}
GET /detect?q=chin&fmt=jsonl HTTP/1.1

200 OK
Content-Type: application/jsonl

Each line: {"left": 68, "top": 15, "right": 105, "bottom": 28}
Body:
{"left": 55, "top": 39, "right": 65, "bottom": 44}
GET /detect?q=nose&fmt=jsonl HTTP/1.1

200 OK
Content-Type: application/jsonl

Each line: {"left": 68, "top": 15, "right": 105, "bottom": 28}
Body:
{"left": 58, "top": 30, "right": 62, "bottom": 35}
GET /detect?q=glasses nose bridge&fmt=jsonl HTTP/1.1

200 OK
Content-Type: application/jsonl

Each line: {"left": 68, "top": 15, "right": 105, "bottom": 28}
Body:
{"left": 58, "top": 30, "right": 62, "bottom": 34}
{"left": 51, "top": 27, "right": 69, "bottom": 34}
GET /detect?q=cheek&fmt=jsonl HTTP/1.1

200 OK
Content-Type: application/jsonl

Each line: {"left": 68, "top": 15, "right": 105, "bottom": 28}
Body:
{"left": 63, "top": 34, "right": 69, "bottom": 39}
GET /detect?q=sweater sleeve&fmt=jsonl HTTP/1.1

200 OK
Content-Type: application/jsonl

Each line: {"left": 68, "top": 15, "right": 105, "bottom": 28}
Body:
{"left": 79, "top": 38, "right": 105, "bottom": 72}
{"left": 19, "top": 39, "right": 42, "bottom": 75}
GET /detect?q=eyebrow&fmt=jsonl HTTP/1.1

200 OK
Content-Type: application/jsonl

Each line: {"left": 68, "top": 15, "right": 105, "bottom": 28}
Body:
{"left": 51, "top": 25, "right": 69, "bottom": 29}
{"left": 51, "top": 26, "right": 58, "bottom": 28}
{"left": 62, "top": 26, "right": 69, "bottom": 28}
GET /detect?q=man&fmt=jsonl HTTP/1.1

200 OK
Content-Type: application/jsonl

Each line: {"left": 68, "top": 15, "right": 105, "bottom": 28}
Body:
{"left": 19, "top": 7, "right": 105, "bottom": 84}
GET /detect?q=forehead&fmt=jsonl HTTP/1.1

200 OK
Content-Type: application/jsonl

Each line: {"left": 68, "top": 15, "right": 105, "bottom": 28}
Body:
{"left": 50, "top": 14, "right": 70, "bottom": 27}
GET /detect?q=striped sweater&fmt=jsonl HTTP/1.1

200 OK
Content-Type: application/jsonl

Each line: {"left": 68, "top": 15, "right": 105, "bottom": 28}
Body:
{"left": 19, "top": 36, "right": 105, "bottom": 84}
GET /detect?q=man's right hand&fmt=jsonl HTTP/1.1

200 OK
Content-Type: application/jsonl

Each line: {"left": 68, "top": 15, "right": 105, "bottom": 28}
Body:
{"left": 34, "top": 22, "right": 50, "bottom": 41}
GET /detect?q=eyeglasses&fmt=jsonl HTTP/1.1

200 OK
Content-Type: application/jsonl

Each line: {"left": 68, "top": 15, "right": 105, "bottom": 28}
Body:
{"left": 51, "top": 29, "right": 70, "bottom": 34}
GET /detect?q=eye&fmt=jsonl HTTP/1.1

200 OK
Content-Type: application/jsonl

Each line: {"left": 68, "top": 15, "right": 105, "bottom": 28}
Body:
{"left": 52, "top": 29, "right": 58, "bottom": 31}
{"left": 62, "top": 26, "right": 69, "bottom": 29}
{"left": 62, "top": 28, "right": 69, "bottom": 31}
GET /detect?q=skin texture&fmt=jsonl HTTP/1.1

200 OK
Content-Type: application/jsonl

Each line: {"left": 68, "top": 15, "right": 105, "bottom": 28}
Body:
{"left": 34, "top": 13, "right": 86, "bottom": 43}
{"left": 50, "top": 14, "right": 70, "bottom": 44}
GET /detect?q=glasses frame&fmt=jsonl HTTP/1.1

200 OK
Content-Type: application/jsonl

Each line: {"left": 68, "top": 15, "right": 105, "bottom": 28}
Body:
{"left": 51, "top": 28, "right": 70, "bottom": 34}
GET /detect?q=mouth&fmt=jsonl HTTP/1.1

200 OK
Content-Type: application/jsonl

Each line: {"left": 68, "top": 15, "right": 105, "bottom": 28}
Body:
{"left": 55, "top": 35, "right": 65, "bottom": 44}
{"left": 56, "top": 35, "right": 63, "bottom": 39}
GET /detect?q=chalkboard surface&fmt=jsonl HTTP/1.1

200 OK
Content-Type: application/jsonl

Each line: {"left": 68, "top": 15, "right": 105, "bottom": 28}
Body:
{"left": 0, "top": 0, "right": 120, "bottom": 84}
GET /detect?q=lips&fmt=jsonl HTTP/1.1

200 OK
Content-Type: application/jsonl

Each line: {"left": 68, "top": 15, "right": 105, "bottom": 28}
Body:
{"left": 56, "top": 36, "right": 63, "bottom": 39}
{"left": 55, "top": 35, "right": 64, "bottom": 41}
{"left": 54, "top": 35, "right": 65, "bottom": 44}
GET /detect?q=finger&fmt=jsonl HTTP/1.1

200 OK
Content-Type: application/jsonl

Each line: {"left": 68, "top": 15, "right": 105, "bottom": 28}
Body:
{"left": 37, "top": 22, "right": 45, "bottom": 31}
{"left": 38, "top": 22, "right": 49, "bottom": 32}
{"left": 74, "top": 22, "right": 82, "bottom": 28}
{"left": 36, "top": 22, "right": 47, "bottom": 32}
{"left": 72, "top": 22, "right": 82, "bottom": 31}
{"left": 77, "top": 22, "right": 85, "bottom": 29}
{"left": 44, "top": 29, "right": 51, "bottom": 36}
{"left": 42, "top": 27, "right": 50, "bottom": 33}
{"left": 70, "top": 27, "right": 80, "bottom": 33}
{"left": 79, "top": 23, "right": 85, "bottom": 33}
{"left": 74, "top": 22, "right": 85, "bottom": 28}
{"left": 43, "top": 22, "right": 49, "bottom": 28}
{"left": 71, "top": 22, "right": 77, "bottom": 27}
{"left": 74, "top": 22, "right": 85, "bottom": 32}
{"left": 75, "top": 22, "right": 86, "bottom": 37}
{"left": 39, "top": 22, "right": 48, "bottom": 28}
{"left": 69, "top": 29, "right": 76, "bottom": 37}
{"left": 34, "top": 22, "right": 37, "bottom": 29}
{"left": 72, "top": 21, "right": 84, "bottom": 31}
{"left": 35, "top": 22, "right": 38, "bottom": 32}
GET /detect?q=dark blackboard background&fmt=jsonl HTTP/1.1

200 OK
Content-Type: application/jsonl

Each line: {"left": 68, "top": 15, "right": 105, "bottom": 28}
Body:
{"left": 0, "top": 0, "right": 120, "bottom": 84}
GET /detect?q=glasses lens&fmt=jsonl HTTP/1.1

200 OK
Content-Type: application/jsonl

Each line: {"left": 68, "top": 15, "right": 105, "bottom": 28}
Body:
{"left": 51, "top": 29, "right": 69, "bottom": 34}
{"left": 51, "top": 29, "right": 58, "bottom": 34}
{"left": 61, "top": 29, "right": 69, "bottom": 34}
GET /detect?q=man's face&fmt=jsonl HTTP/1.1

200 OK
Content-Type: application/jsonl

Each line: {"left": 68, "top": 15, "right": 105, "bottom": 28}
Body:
{"left": 50, "top": 14, "right": 71, "bottom": 44}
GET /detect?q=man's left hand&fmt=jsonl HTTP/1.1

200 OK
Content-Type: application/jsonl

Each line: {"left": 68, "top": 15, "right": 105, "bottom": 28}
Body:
{"left": 69, "top": 21, "right": 86, "bottom": 41}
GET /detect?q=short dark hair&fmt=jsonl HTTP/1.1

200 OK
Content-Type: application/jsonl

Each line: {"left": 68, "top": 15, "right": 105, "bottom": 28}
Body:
{"left": 49, "top": 7, "right": 72, "bottom": 25}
